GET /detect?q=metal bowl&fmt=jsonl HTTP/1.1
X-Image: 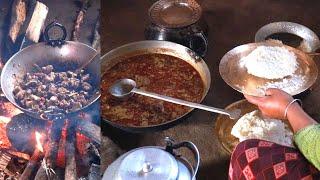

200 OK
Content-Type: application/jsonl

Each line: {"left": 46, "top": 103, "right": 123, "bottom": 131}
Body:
{"left": 255, "top": 21, "right": 320, "bottom": 52}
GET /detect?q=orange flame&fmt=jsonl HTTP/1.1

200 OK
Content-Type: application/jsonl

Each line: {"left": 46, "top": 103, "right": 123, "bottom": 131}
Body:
{"left": 35, "top": 131, "right": 43, "bottom": 153}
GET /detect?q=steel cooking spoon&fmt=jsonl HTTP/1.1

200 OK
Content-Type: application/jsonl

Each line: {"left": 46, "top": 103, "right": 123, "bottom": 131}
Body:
{"left": 109, "top": 79, "right": 241, "bottom": 119}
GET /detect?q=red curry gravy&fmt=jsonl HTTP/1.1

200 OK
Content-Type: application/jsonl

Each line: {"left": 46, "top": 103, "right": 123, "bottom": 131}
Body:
{"left": 101, "top": 53, "right": 204, "bottom": 127}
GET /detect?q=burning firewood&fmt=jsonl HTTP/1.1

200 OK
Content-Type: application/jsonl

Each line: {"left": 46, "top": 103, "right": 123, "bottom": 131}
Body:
{"left": 64, "top": 119, "right": 77, "bottom": 180}
{"left": 40, "top": 119, "right": 65, "bottom": 179}
{"left": 77, "top": 119, "right": 101, "bottom": 145}
{"left": 19, "top": 152, "right": 38, "bottom": 180}
{"left": 34, "top": 159, "right": 53, "bottom": 180}
{"left": 19, "top": 131, "right": 44, "bottom": 180}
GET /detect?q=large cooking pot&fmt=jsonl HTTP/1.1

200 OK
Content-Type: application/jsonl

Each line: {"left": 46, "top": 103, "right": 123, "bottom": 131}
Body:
{"left": 1, "top": 22, "right": 100, "bottom": 121}
{"left": 101, "top": 40, "right": 211, "bottom": 132}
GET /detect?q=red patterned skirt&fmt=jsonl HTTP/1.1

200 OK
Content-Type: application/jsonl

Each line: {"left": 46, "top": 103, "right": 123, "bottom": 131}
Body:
{"left": 229, "top": 139, "right": 320, "bottom": 180}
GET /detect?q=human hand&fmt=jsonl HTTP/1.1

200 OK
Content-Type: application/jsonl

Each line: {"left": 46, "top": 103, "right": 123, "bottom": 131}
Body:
{"left": 244, "top": 88, "right": 294, "bottom": 119}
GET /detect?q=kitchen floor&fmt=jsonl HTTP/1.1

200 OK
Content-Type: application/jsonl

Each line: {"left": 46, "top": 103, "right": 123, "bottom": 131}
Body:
{"left": 101, "top": 0, "right": 320, "bottom": 179}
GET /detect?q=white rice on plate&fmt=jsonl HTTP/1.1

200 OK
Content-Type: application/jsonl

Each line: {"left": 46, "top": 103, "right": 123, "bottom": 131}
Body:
{"left": 231, "top": 110, "right": 294, "bottom": 147}
{"left": 240, "top": 46, "right": 298, "bottom": 79}
{"left": 257, "top": 74, "right": 306, "bottom": 95}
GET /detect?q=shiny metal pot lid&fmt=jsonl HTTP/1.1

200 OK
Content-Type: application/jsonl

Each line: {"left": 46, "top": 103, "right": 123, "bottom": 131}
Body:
{"left": 103, "top": 137, "right": 200, "bottom": 180}
{"left": 118, "top": 147, "right": 179, "bottom": 180}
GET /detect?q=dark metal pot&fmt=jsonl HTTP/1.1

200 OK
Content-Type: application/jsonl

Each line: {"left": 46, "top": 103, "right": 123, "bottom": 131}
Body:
{"left": 145, "top": 0, "right": 208, "bottom": 57}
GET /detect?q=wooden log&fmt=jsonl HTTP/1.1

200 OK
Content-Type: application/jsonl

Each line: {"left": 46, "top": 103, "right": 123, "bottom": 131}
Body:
{"left": 91, "top": 15, "right": 100, "bottom": 53}
{"left": 25, "top": 1, "right": 48, "bottom": 42}
{"left": 4, "top": 0, "right": 27, "bottom": 61}
{"left": 77, "top": 120, "right": 100, "bottom": 145}
{"left": 0, "top": 152, "right": 11, "bottom": 170}
{"left": 40, "top": 119, "right": 65, "bottom": 179}
{"left": 72, "top": 0, "right": 91, "bottom": 41}
{"left": 64, "top": 119, "right": 77, "bottom": 180}
{"left": 19, "top": 148, "right": 43, "bottom": 180}
{"left": 4, "top": 0, "right": 48, "bottom": 61}
{"left": 20, "top": 1, "right": 48, "bottom": 49}
{"left": 19, "top": 162, "right": 38, "bottom": 180}
{"left": 6, "top": 150, "right": 30, "bottom": 161}
{"left": 34, "top": 160, "right": 48, "bottom": 180}
{"left": 8, "top": 0, "right": 27, "bottom": 43}
{"left": 0, "top": 151, "right": 26, "bottom": 178}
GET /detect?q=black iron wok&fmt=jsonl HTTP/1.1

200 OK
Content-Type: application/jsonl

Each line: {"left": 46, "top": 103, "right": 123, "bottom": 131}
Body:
{"left": 1, "top": 22, "right": 100, "bottom": 120}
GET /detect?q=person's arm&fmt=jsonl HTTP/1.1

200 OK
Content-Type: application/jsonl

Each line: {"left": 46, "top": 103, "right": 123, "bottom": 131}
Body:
{"left": 294, "top": 124, "right": 320, "bottom": 170}
{"left": 286, "top": 102, "right": 317, "bottom": 133}
{"left": 244, "top": 88, "right": 320, "bottom": 170}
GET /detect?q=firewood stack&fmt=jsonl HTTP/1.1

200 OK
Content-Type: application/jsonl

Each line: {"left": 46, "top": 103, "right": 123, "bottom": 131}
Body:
{"left": 0, "top": 152, "right": 27, "bottom": 179}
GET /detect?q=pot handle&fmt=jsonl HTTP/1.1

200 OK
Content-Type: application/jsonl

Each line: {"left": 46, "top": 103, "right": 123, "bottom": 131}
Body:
{"left": 44, "top": 22, "right": 67, "bottom": 47}
{"left": 165, "top": 137, "right": 200, "bottom": 180}
{"left": 255, "top": 22, "right": 320, "bottom": 52}
{"left": 189, "top": 31, "right": 208, "bottom": 58}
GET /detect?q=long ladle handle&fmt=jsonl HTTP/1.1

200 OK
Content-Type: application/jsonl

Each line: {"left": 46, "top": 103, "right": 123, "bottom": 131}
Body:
{"left": 132, "top": 88, "right": 235, "bottom": 118}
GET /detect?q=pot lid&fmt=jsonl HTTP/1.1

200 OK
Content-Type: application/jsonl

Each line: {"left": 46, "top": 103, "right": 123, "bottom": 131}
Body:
{"left": 116, "top": 147, "right": 179, "bottom": 180}
{"left": 149, "top": 0, "right": 202, "bottom": 28}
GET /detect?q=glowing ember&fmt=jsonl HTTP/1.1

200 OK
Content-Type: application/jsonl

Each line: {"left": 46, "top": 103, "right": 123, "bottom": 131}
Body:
{"left": 35, "top": 131, "right": 43, "bottom": 152}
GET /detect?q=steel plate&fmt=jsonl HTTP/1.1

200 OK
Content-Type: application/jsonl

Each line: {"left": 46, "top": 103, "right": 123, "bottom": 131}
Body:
{"left": 214, "top": 99, "right": 293, "bottom": 154}
{"left": 219, "top": 42, "right": 318, "bottom": 96}
{"left": 214, "top": 100, "right": 256, "bottom": 154}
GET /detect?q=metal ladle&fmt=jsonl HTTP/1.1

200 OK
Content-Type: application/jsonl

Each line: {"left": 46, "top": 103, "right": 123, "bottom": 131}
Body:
{"left": 109, "top": 79, "right": 241, "bottom": 119}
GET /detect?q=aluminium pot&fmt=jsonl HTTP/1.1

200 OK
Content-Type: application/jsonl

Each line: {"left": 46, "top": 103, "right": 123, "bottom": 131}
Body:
{"left": 103, "top": 137, "right": 200, "bottom": 180}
